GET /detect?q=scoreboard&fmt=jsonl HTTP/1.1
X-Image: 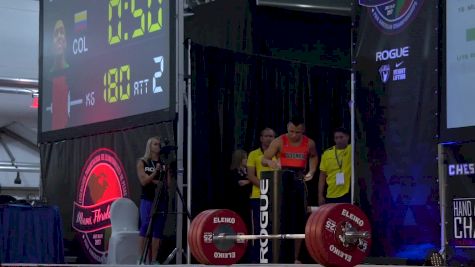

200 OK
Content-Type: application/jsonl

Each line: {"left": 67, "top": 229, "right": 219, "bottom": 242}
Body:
{"left": 40, "top": 0, "right": 174, "bottom": 142}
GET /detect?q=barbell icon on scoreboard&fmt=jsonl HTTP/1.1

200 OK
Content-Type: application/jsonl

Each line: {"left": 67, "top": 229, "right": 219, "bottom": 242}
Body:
{"left": 45, "top": 90, "right": 83, "bottom": 117}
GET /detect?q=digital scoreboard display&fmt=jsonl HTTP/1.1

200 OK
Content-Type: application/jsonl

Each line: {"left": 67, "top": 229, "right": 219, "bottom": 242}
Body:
{"left": 441, "top": 0, "right": 475, "bottom": 142}
{"left": 40, "top": 0, "right": 174, "bottom": 142}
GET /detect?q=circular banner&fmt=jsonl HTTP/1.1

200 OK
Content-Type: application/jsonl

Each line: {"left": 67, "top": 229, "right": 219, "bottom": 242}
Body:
{"left": 360, "top": 0, "right": 424, "bottom": 34}
{"left": 72, "top": 148, "right": 129, "bottom": 263}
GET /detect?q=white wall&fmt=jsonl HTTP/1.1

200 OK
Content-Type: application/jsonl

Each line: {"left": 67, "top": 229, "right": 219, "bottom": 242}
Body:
{"left": 0, "top": 0, "right": 41, "bottom": 199}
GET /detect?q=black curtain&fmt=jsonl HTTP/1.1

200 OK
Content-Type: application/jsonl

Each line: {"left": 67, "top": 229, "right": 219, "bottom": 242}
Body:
{"left": 185, "top": 0, "right": 351, "bottom": 69}
{"left": 190, "top": 43, "right": 351, "bottom": 215}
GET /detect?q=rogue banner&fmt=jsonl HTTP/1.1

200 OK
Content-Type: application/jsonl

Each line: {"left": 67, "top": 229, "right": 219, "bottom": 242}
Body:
{"left": 353, "top": 0, "right": 439, "bottom": 260}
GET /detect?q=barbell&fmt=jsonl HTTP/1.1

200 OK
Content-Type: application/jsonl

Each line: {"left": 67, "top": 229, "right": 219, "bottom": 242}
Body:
{"left": 188, "top": 203, "right": 372, "bottom": 267}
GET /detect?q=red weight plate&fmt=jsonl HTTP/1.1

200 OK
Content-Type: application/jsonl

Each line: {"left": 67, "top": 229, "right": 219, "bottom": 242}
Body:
{"left": 201, "top": 209, "right": 247, "bottom": 265}
{"left": 198, "top": 209, "right": 227, "bottom": 264}
{"left": 336, "top": 203, "right": 372, "bottom": 265}
{"left": 318, "top": 204, "right": 347, "bottom": 267}
{"left": 315, "top": 203, "right": 372, "bottom": 267}
{"left": 188, "top": 212, "right": 198, "bottom": 261}
{"left": 194, "top": 209, "right": 216, "bottom": 264}
{"left": 195, "top": 209, "right": 235, "bottom": 265}
{"left": 189, "top": 210, "right": 204, "bottom": 263}
{"left": 314, "top": 204, "right": 345, "bottom": 267}
{"left": 305, "top": 210, "right": 321, "bottom": 263}
{"left": 193, "top": 210, "right": 217, "bottom": 264}
{"left": 314, "top": 204, "right": 347, "bottom": 267}
{"left": 313, "top": 204, "right": 337, "bottom": 264}
{"left": 307, "top": 204, "right": 337, "bottom": 265}
{"left": 189, "top": 210, "right": 212, "bottom": 264}
{"left": 196, "top": 209, "right": 248, "bottom": 265}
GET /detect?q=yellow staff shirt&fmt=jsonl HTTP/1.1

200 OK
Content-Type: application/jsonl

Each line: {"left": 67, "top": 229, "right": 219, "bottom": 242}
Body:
{"left": 247, "top": 148, "right": 276, "bottom": 199}
{"left": 319, "top": 144, "right": 352, "bottom": 198}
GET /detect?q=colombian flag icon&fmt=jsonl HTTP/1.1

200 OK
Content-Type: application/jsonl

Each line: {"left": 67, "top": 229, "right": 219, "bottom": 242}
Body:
{"left": 74, "top": 10, "right": 87, "bottom": 32}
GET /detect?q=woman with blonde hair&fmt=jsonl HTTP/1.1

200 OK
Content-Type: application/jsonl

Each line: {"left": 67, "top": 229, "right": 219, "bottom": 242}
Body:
{"left": 136, "top": 136, "right": 169, "bottom": 264}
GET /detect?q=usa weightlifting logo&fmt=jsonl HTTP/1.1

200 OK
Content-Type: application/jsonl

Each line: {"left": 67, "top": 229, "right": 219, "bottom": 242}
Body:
{"left": 72, "top": 148, "right": 129, "bottom": 263}
{"left": 359, "top": 0, "right": 423, "bottom": 34}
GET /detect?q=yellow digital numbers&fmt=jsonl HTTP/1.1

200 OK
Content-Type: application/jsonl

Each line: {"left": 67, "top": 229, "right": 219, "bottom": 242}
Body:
{"left": 104, "top": 65, "right": 130, "bottom": 103}
{"left": 108, "top": 0, "right": 122, "bottom": 45}
{"left": 131, "top": 1, "right": 145, "bottom": 38}
{"left": 108, "top": 0, "right": 163, "bottom": 45}
{"left": 148, "top": 0, "right": 163, "bottom": 33}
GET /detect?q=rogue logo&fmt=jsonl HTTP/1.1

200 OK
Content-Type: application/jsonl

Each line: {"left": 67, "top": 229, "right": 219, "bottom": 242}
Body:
{"left": 72, "top": 148, "right": 129, "bottom": 263}
{"left": 376, "top": 46, "right": 410, "bottom": 61}
{"left": 378, "top": 64, "right": 390, "bottom": 83}
{"left": 359, "top": 0, "right": 423, "bottom": 34}
{"left": 259, "top": 178, "right": 269, "bottom": 263}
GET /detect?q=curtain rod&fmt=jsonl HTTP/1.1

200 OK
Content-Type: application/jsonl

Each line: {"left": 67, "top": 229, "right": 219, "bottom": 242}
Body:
{"left": 0, "top": 165, "right": 40, "bottom": 173}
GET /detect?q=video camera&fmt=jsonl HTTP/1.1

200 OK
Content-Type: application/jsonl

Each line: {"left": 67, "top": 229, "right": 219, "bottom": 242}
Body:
{"left": 159, "top": 138, "right": 177, "bottom": 165}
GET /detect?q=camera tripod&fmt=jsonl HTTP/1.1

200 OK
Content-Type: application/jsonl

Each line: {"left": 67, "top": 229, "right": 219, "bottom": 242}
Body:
{"left": 138, "top": 163, "right": 191, "bottom": 265}
{"left": 162, "top": 184, "right": 191, "bottom": 264}
{"left": 138, "top": 166, "right": 167, "bottom": 265}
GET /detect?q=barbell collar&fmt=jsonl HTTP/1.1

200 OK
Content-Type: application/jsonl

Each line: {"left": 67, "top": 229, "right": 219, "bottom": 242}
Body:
{"left": 344, "top": 231, "right": 371, "bottom": 239}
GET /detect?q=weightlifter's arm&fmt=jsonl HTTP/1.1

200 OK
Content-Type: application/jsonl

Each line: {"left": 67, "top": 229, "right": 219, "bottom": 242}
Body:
{"left": 262, "top": 137, "right": 281, "bottom": 169}
{"left": 304, "top": 139, "right": 319, "bottom": 181}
